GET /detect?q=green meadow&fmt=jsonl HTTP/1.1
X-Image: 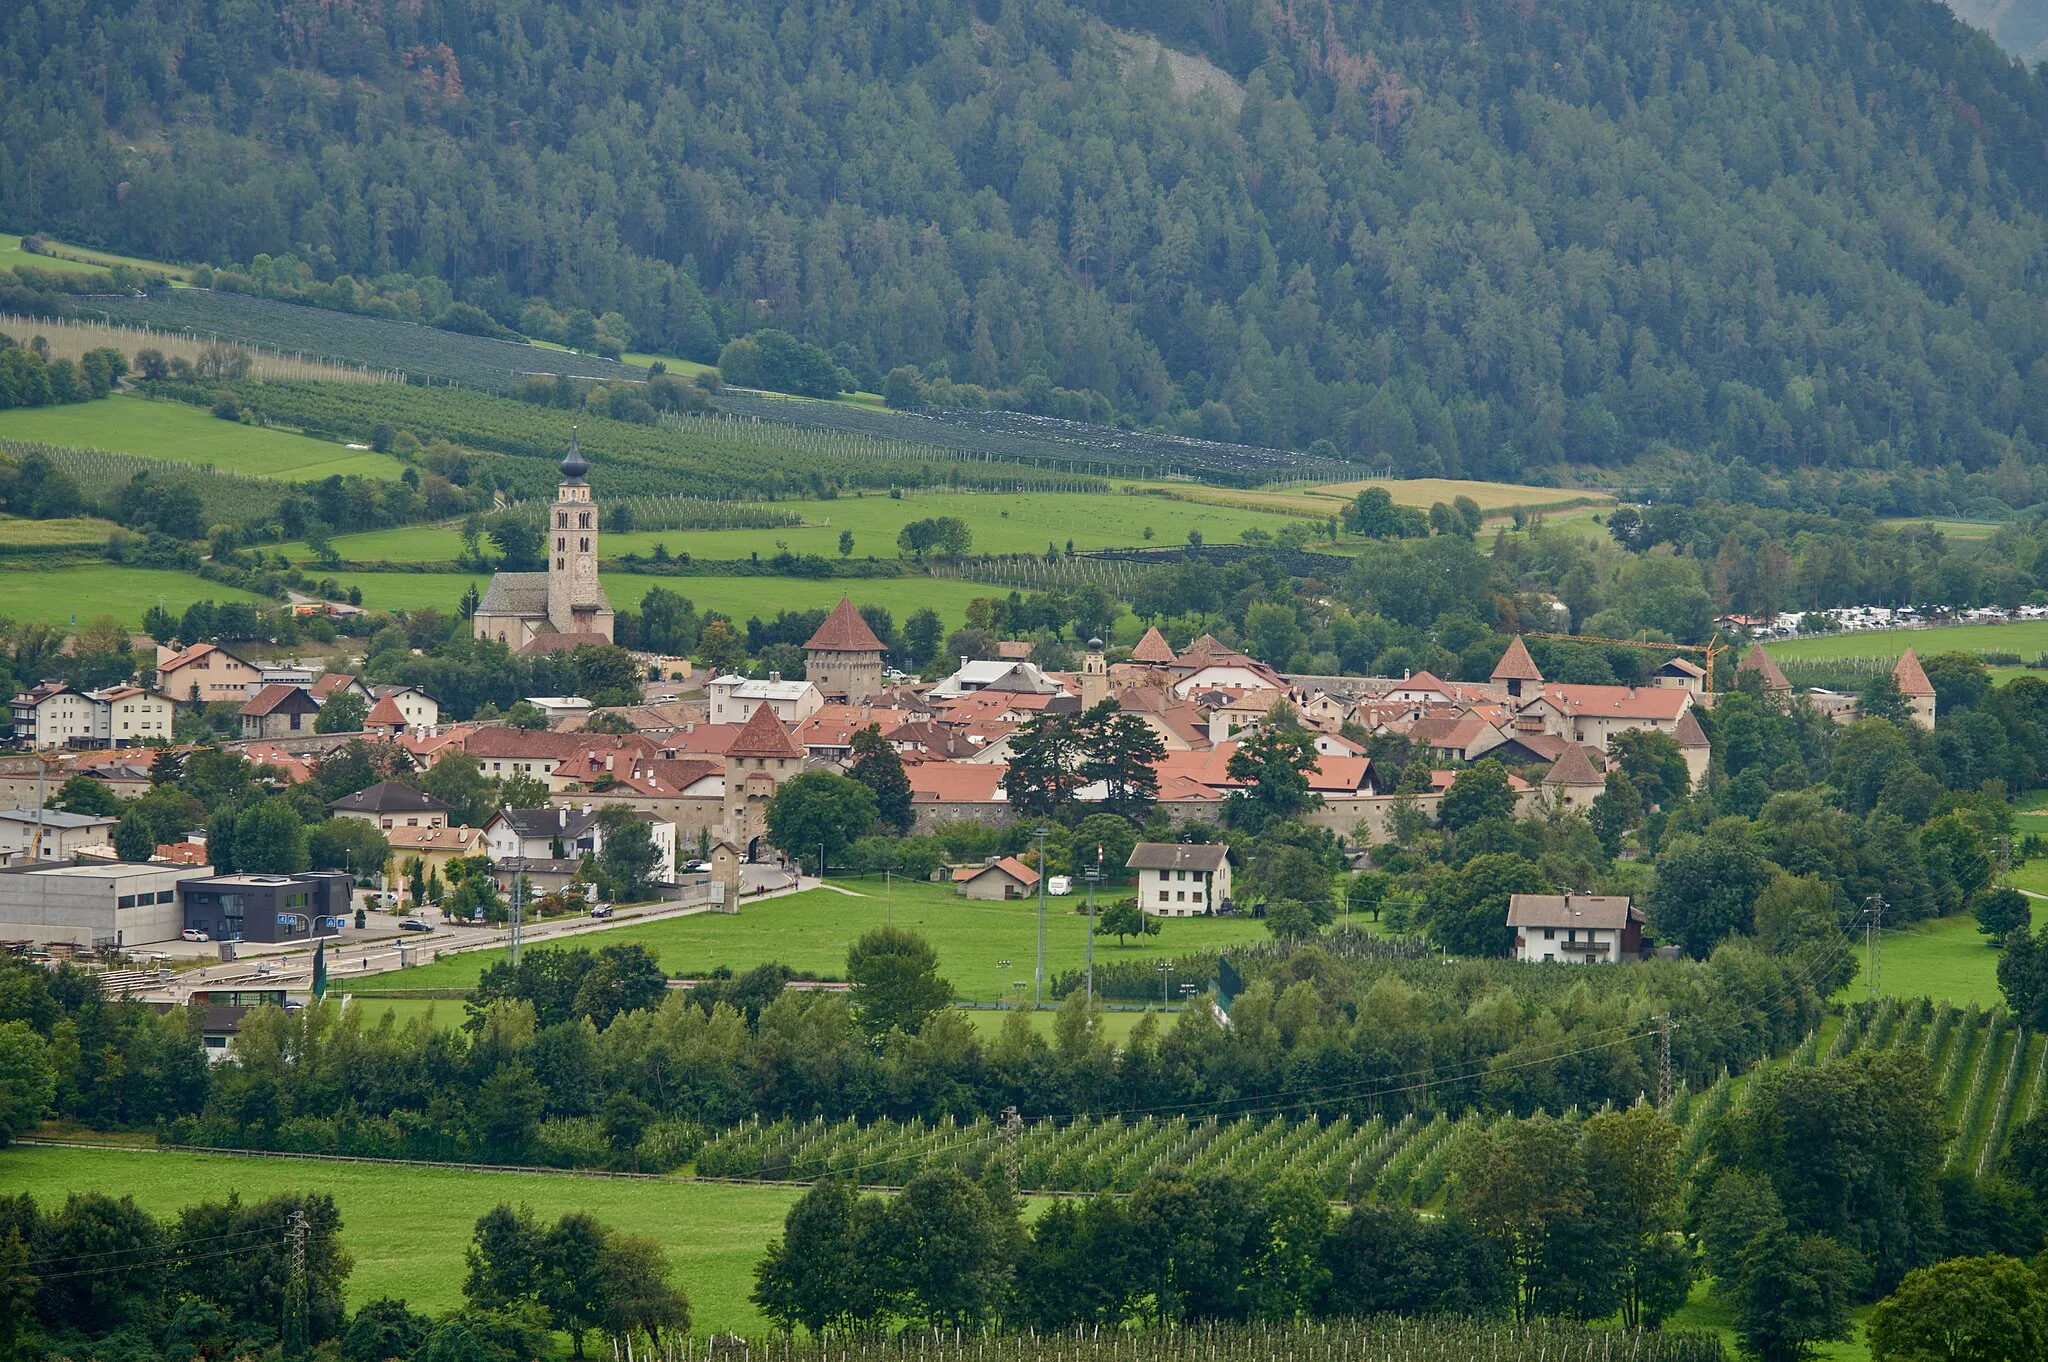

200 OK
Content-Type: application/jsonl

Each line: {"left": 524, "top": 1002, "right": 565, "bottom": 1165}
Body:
{"left": 0, "top": 563, "right": 266, "bottom": 629}
{"left": 0, "top": 1143, "right": 798, "bottom": 1334}
{"left": 362, "top": 881, "right": 1267, "bottom": 1007}
{"left": 0, "top": 393, "right": 405, "bottom": 480}
{"left": 1765, "top": 621, "right": 2048, "bottom": 665}
{"left": 331, "top": 569, "right": 1012, "bottom": 633}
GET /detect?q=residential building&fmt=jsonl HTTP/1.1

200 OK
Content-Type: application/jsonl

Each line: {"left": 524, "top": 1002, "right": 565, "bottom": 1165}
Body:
{"left": 484, "top": 807, "right": 603, "bottom": 864}
{"left": 0, "top": 861, "right": 206, "bottom": 947}
{"left": 310, "top": 673, "right": 372, "bottom": 705}
{"left": 11, "top": 683, "right": 97, "bottom": 748}
{"left": 12, "top": 684, "right": 177, "bottom": 749}
{"left": 385, "top": 823, "right": 484, "bottom": 887}
{"left": 471, "top": 435, "right": 615, "bottom": 649}
{"left": 374, "top": 686, "right": 441, "bottom": 730}
{"left": 953, "top": 856, "right": 1041, "bottom": 901}
{"left": 1127, "top": 843, "right": 1231, "bottom": 917}
{"left": 179, "top": 871, "right": 353, "bottom": 944}
{"left": 156, "top": 643, "right": 263, "bottom": 706}
{"left": 1507, "top": 894, "right": 1644, "bottom": 963}
{"left": 705, "top": 673, "right": 824, "bottom": 725}
{"left": 804, "top": 596, "right": 888, "bottom": 703}
{"left": 238, "top": 685, "right": 323, "bottom": 739}
{"left": 327, "top": 781, "right": 453, "bottom": 832}
{"left": 1513, "top": 683, "right": 1693, "bottom": 752}
{"left": 0, "top": 808, "right": 118, "bottom": 863}
{"left": 363, "top": 694, "right": 410, "bottom": 736}
{"left": 97, "top": 687, "right": 176, "bottom": 744}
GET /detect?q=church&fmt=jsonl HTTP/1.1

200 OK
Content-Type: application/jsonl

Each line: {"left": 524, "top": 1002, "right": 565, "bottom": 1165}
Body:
{"left": 471, "top": 434, "right": 617, "bottom": 652}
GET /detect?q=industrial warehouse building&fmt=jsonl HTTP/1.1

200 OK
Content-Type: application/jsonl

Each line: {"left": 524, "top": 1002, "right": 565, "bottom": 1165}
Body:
{"left": 0, "top": 862, "right": 211, "bottom": 950}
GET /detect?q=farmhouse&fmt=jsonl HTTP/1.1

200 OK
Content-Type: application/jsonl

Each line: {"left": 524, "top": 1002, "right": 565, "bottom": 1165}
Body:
{"left": 1127, "top": 842, "right": 1231, "bottom": 917}
{"left": 1507, "top": 894, "right": 1644, "bottom": 963}
{"left": 953, "top": 856, "right": 1042, "bottom": 901}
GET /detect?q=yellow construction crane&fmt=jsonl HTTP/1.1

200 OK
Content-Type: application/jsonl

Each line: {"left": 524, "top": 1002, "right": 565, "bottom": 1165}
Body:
{"left": 1524, "top": 631, "right": 1729, "bottom": 689}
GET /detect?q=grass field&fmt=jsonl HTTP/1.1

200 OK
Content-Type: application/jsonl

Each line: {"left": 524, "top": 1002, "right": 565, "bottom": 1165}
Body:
{"left": 1765, "top": 621, "right": 2048, "bottom": 665}
{"left": 0, "top": 231, "right": 188, "bottom": 279}
{"left": 0, "top": 515, "right": 119, "bottom": 547}
{"left": 1835, "top": 892, "right": 2048, "bottom": 1008}
{"left": 1163, "top": 477, "right": 1611, "bottom": 519}
{"left": 0, "top": 394, "right": 405, "bottom": 480}
{"left": 365, "top": 881, "right": 1269, "bottom": 1006}
{"left": 0, "top": 563, "right": 266, "bottom": 628}
{"left": 308, "top": 490, "right": 1306, "bottom": 565}
{"left": 0, "top": 1143, "right": 799, "bottom": 1333}
{"left": 331, "top": 569, "right": 1011, "bottom": 631}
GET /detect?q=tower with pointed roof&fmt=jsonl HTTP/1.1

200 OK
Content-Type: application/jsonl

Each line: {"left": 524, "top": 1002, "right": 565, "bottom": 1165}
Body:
{"left": 1893, "top": 648, "right": 1936, "bottom": 731}
{"left": 804, "top": 597, "right": 886, "bottom": 702}
{"left": 472, "top": 433, "right": 615, "bottom": 650}
{"left": 722, "top": 702, "right": 805, "bottom": 854}
{"left": 1491, "top": 635, "right": 1543, "bottom": 698}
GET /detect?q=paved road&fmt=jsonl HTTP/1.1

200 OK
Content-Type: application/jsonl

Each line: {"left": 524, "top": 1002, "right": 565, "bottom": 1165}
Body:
{"left": 139, "top": 867, "right": 807, "bottom": 1003}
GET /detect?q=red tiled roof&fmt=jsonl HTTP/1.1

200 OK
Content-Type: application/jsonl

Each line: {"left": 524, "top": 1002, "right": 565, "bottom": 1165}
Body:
{"left": 1491, "top": 636, "right": 1544, "bottom": 682}
{"left": 1673, "top": 710, "right": 1710, "bottom": 749}
{"left": 365, "top": 695, "right": 408, "bottom": 728}
{"left": 1131, "top": 627, "right": 1176, "bottom": 664}
{"left": 1529, "top": 685, "right": 1692, "bottom": 720}
{"left": 239, "top": 683, "right": 317, "bottom": 717}
{"left": 517, "top": 631, "right": 612, "bottom": 656}
{"left": 1893, "top": 648, "right": 1935, "bottom": 698}
{"left": 805, "top": 597, "right": 886, "bottom": 652}
{"left": 465, "top": 727, "right": 585, "bottom": 760}
{"left": 1737, "top": 645, "right": 1791, "bottom": 691}
{"left": 954, "top": 855, "right": 1040, "bottom": 888}
{"left": 311, "top": 673, "right": 361, "bottom": 699}
{"left": 726, "top": 703, "right": 803, "bottom": 759}
{"left": 1308, "top": 756, "right": 1374, "bottom": 793}
{"left": 908, "top": 763, "right": 1007, "bottom": 803}
{"left": 662, "top": 724, "right": 740, "bottom": 757}
{"left": 1543, "top": 745, "right": 1606, "bottom": 787}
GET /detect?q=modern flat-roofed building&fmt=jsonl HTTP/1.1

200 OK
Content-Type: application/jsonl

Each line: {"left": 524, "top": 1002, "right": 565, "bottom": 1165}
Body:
{"left": 179, "top": 871, "right": 353, "bottom": 944}
{"left": 0, "top": 861, "right": 211, "bottom": 948}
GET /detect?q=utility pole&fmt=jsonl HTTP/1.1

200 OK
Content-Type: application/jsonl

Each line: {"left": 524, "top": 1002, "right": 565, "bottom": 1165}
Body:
{"left": 1864, "top": 894, "right": 1886, "bottom": 998}
{"left": 1083, "top": 845, "right": 1102, "bottom": 1011}
{"left": 1658, "top": 1015, "right": 1673, "bottom": 1108}
{"left": 284, "top": 1207, "right": 309, "bottom": 1358}
{"left": 1033, "top": 825, "right": 1050, "bottom": 1008}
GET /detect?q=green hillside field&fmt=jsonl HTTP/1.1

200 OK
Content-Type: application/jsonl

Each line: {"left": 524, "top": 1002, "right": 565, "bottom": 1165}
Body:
{"left": 0, "top": 563, "right": 266, "bottom": 629}
{"left": 0, "top": 393, "right": 405, "bottom": 480}
{"left": 1764, "top": 621, "right": 2048, "bottom": 664}
{"left": 0, "top": 1143, "right": 798, "bottom": 1334}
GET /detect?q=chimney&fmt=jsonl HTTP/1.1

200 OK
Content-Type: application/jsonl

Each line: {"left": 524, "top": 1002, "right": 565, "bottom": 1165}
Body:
{"left": 1403, "top": 669, "right": 1411, "bottom": 681}
{"left": 558, "top": 808, "right": 566, "bottom": 828}
{"left": 769, "top": 671, "right": 781, "bottom": 683}
{"left": 1208, "top": 710, "right": 1231, "bottom": 745}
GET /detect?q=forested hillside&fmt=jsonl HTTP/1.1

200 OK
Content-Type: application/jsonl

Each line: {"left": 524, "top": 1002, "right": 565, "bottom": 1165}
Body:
{"left": 4, "top": 0, "right": 2048, "bottom": 479}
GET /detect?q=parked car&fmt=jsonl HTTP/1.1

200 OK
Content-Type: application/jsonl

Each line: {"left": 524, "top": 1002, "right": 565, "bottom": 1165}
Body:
{"left": 180, "top": 928, "right": 210, "bottom": 942}
{"left": 589, "top": 903, "right": 614, "bottom": 919}
{"left": 682, "top": 860, "right": 711, "bottom": 873}
{"left": 399, "top": 918, "right": 434, "bottom": 933}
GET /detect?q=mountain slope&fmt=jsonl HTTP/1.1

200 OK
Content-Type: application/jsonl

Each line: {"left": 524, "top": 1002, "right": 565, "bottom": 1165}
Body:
{"left": 3, "top": 0, "right": 2047, "bottom": 482}
{"left": 1946, "top": 0, "right": 2048, "bottom": 65}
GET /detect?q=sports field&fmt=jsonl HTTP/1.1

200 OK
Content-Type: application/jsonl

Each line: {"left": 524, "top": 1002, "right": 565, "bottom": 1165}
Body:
{"left": 329, "top": 570, "right": 1016, "bottom": 633}
{"left": 364, "top": 881, "right": 1267, "bottom": 1006}
{"left": 0, "top": 394, "right": 404, "bottom": 480}
{"left": 0, "top": 1143, "right": 799, "bottom": 1333}
{"left": 0, "top": 563, "right": 266, "bottom": 629}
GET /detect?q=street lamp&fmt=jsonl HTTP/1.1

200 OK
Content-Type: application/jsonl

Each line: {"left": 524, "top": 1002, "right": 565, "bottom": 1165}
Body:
{"left": 1033, "top": 825, "right": 1051, "bottom": 1009}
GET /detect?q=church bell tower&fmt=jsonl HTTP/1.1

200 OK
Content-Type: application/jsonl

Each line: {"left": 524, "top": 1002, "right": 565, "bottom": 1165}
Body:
{"left": 546, "top": 432, "right": 614, "bottom": 640}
